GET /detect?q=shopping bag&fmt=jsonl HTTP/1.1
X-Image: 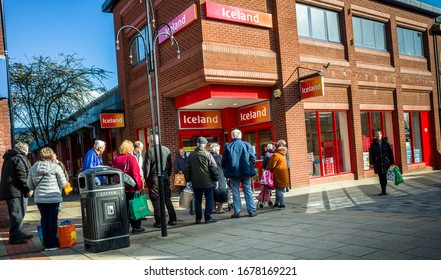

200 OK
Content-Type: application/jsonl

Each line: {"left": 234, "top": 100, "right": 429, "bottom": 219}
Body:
{"left": 214, "top": 181, "right": 228, "bottom": 203}
{"left": 64, "top": 182, "right": 73, "bottom": 195}
{"left": 38, "top": 220, "right": 72, "bottom": 248}
{"left": 393, "top": 166, "right": 404, "bottom": 186}
{"left": 57, "top": 224, "right": 77, "bottom": 248}
{"left": 386, "top": 167, "right": 395, "bottom": 182}
{"left": 129, "top": 191, "right": 150, "bottom": 220}
{"left": 174, "top": 173, "right": 186, "bottom": 187}
{"left": 179, "top": 191, "right": 193, "bottom": 209}
{"left": 260, "top": 170, "right": 274, "bottom": 189}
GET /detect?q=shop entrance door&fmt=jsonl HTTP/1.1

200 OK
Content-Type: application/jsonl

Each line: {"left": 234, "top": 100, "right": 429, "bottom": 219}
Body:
{"left": 242, "top": 128, "right": 273, "bottom": 189}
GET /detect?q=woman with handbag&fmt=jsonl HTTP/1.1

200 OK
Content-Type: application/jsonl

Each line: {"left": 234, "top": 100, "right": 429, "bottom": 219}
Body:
{"left": 27, "top": 147, "right": 68, "bottom": 251}
{"left": 113, "top": 140, "right": 144, "bottom": 234}
{"left": 369, "top": 130, "right": 395, "bottom": 196}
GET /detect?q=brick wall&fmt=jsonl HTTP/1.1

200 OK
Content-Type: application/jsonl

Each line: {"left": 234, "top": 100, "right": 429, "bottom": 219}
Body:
{"left": 110, "top": 0, "right": 441, "bottom": 187}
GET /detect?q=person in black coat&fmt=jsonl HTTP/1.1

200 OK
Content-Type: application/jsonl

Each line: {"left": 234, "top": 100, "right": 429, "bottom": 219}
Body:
{"left": 210, "top": 143, "right": 227, "bottom": 214}
{"left": 0, "top": 142, "right": 34, "bottom": 244}
{"left": 174, "top": 148, "right": 187, "bottom": 192}
{"left": 369, "top": 130, "right": 395, "bottom": 196}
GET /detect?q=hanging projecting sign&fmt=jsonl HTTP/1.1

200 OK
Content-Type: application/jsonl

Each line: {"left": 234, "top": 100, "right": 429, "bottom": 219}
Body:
{"left": 178, "top": 110, "right": 222, "bottom": 129}
{"left": 238, "top": 101, "right": 271, "bottom": 127}
{"left": 205, "top": 1, "right": 273, "bottom": 29}
{"left": 158, "top": 4, "right": 198, "bottom": 44}
{"left": 299, "top": 72, "right": 325, "bottom": 100}
{"left": 100, "top": 113, "right": 125, "bottom": 128}
{"left": 0, "top": 57, "right": 8, "bottom": 99}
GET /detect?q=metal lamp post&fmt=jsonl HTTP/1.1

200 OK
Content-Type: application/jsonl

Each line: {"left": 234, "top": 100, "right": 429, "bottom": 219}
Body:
{"left": 115, "top": 1, "right": 180, "bottom": 237}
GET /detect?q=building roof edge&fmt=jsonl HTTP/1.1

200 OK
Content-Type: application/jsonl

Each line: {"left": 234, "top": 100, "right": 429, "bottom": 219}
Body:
{"left": 377, "top": 0, "right": 441, "bottom": 18}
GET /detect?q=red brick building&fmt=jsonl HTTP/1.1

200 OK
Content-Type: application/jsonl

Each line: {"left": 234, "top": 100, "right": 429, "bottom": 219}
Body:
{"left": 103, "top": 0, "right": 441, "bottom": 188}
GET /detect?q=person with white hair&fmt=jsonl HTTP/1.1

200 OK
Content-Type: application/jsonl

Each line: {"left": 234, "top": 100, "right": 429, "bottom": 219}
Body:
{"left": 82, "top": 140, "right": 106, "bottom": 185}
{"left": 0, "top": 142, "right": 34, "bottom": 245}
{"left": 221, "top": 129, "right": 257, "bottom": 218}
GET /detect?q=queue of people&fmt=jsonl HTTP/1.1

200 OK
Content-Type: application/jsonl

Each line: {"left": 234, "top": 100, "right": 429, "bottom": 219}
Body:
{"left": 0, "top": 131, "right": 297, "bottom": 248}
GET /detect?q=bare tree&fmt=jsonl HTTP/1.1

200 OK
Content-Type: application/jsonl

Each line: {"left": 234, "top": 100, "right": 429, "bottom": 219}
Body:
{"left": 9, "top": 53, "right": 110, "bottom": 149}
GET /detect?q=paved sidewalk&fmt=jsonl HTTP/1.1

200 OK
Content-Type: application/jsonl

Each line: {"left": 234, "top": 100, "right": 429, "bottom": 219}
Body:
{"left": 1, "top": 170, "right": 440, "bottom": 260}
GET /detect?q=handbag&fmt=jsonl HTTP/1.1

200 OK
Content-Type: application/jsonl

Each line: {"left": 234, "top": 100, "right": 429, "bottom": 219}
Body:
{"left": 57, "top": 224, "right": 77, "bottom": 248}
{"left": 174, "top": 173, "right": 186, "bottom": 187}
{"left": 260, "top": 169, "right": 274, "bottom": 189}
{"left": 123, "top": 156, "right": 137, "bottom": 189}
{"left": 129, "top": 191, "right": 150, "bottom": 220}
{"left": 393, "top": 166, "right": 404, "bottom": 186}
{"left": 386, "top": 167, "right": 395, "bottom": 182}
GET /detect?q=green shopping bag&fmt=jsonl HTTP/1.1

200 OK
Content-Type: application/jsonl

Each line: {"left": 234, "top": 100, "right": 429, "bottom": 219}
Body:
{"left": 393, "top": 166, "right": 404, "bottom": 186}
{"left": 129, "top": 191, "right": 150, "bottom": 220}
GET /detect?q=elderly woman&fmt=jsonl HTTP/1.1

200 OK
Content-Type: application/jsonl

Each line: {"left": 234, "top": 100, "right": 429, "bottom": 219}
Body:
{"left": 28, "top": 147, "right": 68, "bottom": 251}
{"left": 210, "top": 143, "right": 228, "bottom": 214}
{"left": 113, "top": 140, "right": 144, "bottom": 233}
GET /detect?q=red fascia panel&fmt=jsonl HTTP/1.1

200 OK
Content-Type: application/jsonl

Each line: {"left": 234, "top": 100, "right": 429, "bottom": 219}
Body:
{"left": 175, "top": 85, "right": 271, "bottom": 108}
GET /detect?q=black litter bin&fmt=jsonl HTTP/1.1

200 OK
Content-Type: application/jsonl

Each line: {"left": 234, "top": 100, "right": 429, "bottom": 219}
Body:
{"left": 78, "top": 166, "right": 130, "bottom": 253}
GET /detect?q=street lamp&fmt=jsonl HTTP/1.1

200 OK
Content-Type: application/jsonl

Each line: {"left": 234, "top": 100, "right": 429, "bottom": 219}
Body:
{"left": 115, "top": 3, "right": 180, "bottom": 237}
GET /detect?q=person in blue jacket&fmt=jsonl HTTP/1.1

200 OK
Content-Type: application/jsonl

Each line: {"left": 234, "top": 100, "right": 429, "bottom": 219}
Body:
{"left": 221, "top": 129, "right": 257, "bottom": 218}
{"left": 82, "top": 140, "right": 106, "bottom": 185}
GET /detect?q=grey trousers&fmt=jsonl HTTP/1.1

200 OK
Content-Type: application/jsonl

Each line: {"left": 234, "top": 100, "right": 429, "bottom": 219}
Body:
{"left": 6, "top": 196, "right": 28, "bottom": 240}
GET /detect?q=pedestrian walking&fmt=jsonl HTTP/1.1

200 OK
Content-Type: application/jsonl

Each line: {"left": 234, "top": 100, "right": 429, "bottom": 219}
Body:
{"left": 185, "top": 137, "right": 219, "bottom": 224}
{"left": 82, "top": 140, "right": 106, "bottom": 185}
{"left": 143, "top": 134, "right": 177, "bottom": 228}
{"left": 28, "top": 147, "right": 68, "bottom": 251}
{"left": 113, "top": 140, "right": 144, "bottom": 233}
{"left": 369, "top": 130, "right": 395, "bottom": 196}
{"left": 268, "top": 140, "right": 289, "bottom": 208}
{"left": 221, "top": 129, "right": 257, "bottom": 218}
{"left": 0, "top": 142, "right": 34, "bottom": 245}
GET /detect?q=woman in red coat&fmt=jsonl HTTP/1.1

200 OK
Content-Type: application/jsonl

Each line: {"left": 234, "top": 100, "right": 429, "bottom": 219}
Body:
{"left": 268, "top": 140, "right": 289, "bottom": 208}
{"left": 113, "top": 140, "right": 144, "bottom": 233}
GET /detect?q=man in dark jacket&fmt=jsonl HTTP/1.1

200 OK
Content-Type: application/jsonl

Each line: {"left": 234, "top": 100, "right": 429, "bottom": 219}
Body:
{"left": 143, "top": 134, "right": 177, "bottom": 228}
{"left": 369, "top": 130, "right": 395, "bottom": 196}
{"left": 221, "top": 129, "right": 257, "bottom": 218}
{"left": 185, "top": 137, "right": 219, "bottom": 224}
{"left": 0, "top": 142, "right": 34, "bottom": 244}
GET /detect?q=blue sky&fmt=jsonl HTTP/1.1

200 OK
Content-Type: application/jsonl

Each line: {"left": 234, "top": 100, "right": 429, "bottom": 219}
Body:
{"left": 2, "top": 0, "right": 441, "bottom": 93}
{"left": 3, "top": 0, "right": 118, "bottom": 90}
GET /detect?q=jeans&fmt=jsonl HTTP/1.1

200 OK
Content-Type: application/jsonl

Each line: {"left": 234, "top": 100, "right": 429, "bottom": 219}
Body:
{"left": 37, "top": 203, "right": 60, "bottom": 249}
{"left": 230, "top": 177, "right": 256, "bottom": 214}
{"left": 6, "top": 196, "right": 28, "bottom": 240}
{"left": 193, "top": 187, "right": 214, "bottom": 222}
{"left": 275, "top": 187, "right": 285, "bottom": 205}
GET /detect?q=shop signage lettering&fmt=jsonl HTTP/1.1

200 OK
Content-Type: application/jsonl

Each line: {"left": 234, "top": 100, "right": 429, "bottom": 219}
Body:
{"left": 205, "top": 2, "right": 273, "bottom": 29}
{"left": 100, "top": 113, "right": 125, "bottom": 128}
{"left": 300, "top": 74, "right": 325, "bottom": 100}
{"left": 179, "top": 110, "right": 222, "bottom": 129}
{"left": 158, "top": 4, "right": 198, "bottom": 44}
{"left": 238, "top": 101, "right": 271, "bottom": 127}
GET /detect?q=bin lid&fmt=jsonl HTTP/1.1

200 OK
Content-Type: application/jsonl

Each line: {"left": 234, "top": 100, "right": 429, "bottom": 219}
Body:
{"left": 78, "top": 166, "right": 123, "bottom": 177}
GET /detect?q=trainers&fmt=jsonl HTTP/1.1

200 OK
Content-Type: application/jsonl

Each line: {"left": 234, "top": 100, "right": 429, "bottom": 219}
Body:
{"left": 9, "top": 238, "right": 27, "bottom": 245}
{"left": 152, "top": 223, "right": 161, "bottom": 228}
{"left": 230, "top": 213, "right": 240, "bottom": 218}
{"left": 44, "top": 247, "right": 58, "bottom": 251}
{"left": 248, "top": 212, "right": 257, "bottom": 217}
{"left": 278, "top": 204, "right": 286, "bottom": 208}
{"left": 168, "top": 220, "right": 177, "bottom": 226}
{"left": 273, "top": 203, "right": 280, "bottom": 208}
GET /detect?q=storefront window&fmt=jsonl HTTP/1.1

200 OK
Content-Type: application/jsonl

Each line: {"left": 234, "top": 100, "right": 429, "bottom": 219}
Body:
{"left": 360, "top": 111, "right": 395, "bottom": 170}
{"left": 404, "top": 112, "right": 423, "bottom": 163}
{"left": 243, "top": 132, "right": 257, "bottom": 156}
{"left": 305, "top": 111, "right": 351, "bottom": 177}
